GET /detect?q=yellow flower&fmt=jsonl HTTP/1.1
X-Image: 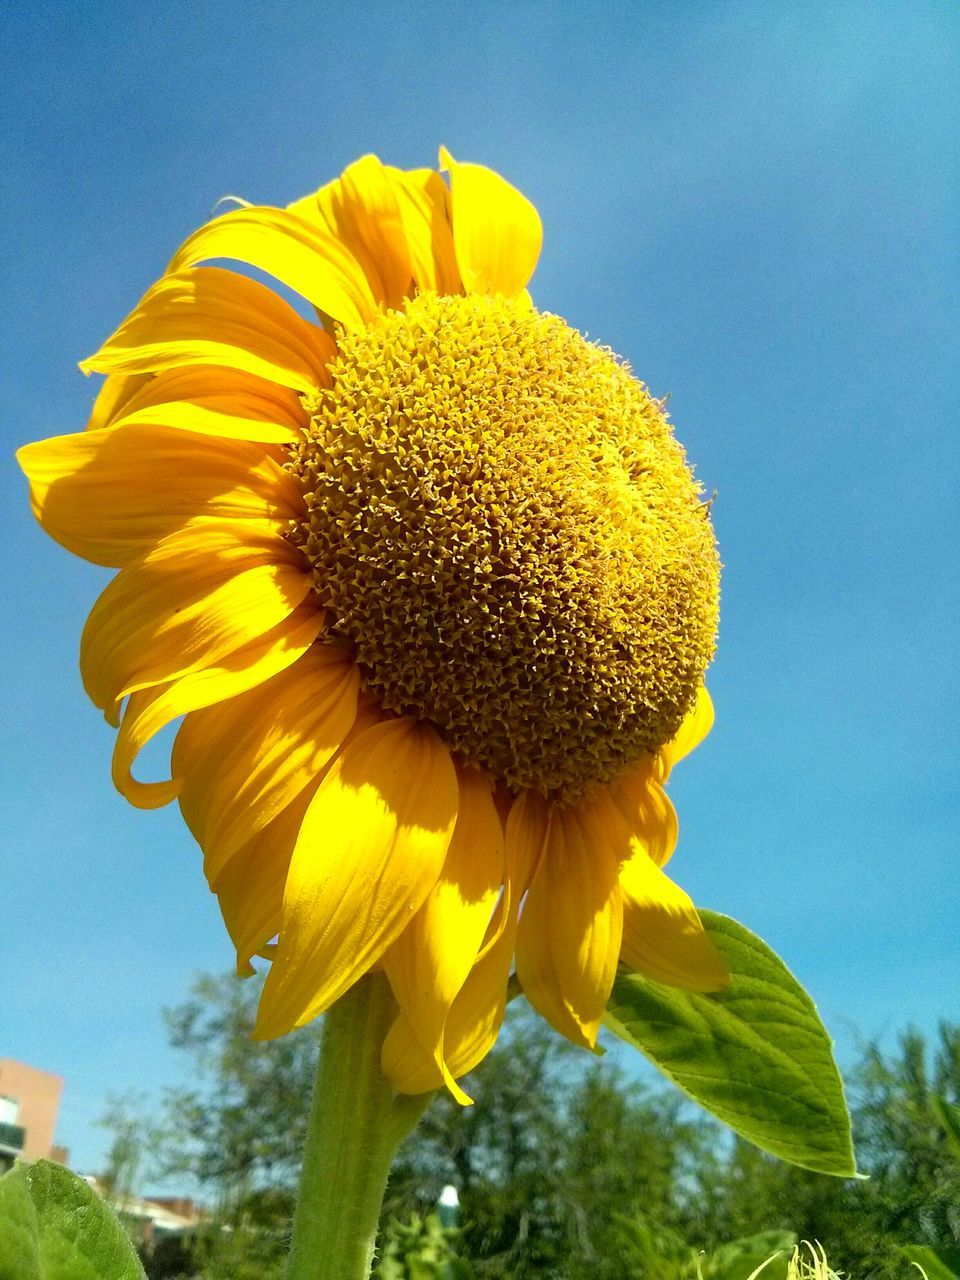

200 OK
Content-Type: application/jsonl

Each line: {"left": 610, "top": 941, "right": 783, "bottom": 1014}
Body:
{"left": 19, "top": 149, "right": 727, "bottom": 1103}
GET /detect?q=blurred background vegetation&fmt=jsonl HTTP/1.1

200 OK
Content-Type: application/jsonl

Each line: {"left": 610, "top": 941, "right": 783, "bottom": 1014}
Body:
{"left": 104, "top": 974, "right": 960, "bottom": 1279}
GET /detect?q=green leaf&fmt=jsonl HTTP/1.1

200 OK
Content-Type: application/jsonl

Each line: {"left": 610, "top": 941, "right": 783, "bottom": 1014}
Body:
{"left": 603, "top": 911, "right": 856, "bottom": 1175}
{"left": 901, "top": 1245, "right": 960, "bottom": 1280}
{"left": 705, "top": 1230, "right": 796, "bottom": 1280}
{"left": 0, "top": 1165, "right": 41, "bottom": 1280}
{"left": 0, "top": 1161, "right": 146, "bottom": 1280}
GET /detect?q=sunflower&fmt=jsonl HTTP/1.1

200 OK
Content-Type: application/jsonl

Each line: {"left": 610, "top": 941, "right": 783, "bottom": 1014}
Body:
{"left": 19, "top": 148, "right": 726, "bottom": 1104}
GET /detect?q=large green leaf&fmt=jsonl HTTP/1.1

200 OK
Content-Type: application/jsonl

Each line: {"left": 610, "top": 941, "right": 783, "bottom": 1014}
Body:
{"left": 0, "top": 1161, "right": 146, "bottom": 1280}
{"left": 0, "top": 1164, "right": 40, "bottom": 1280}
{"left": 604, "top": 911, "right": 856, "bottom": 1175}
{"left": 901, "top": 1245, "right": 960, "bottom": 1280}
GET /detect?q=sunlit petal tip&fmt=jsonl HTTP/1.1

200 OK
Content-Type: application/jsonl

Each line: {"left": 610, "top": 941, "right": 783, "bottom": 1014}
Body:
{"left": 383, "top": 760, "right": 502, "bottom": 1104}
{"left": 516, "top": 805, "right": 622, "bottom": 1052}
{"left": 250, "top": 995, "right": 297, "bottom": 1043}
{"left": 619, "top": 850, "right": 730, "bottom": 993}
{"left": 79, "top": 267, "right": 336, "bottom": 393}
{"left": 256, "top": 718, "right": 457, "bottom": 1037}
{"left": 111, "top": 759, "right": 181, "bottom": 811}
{"left": 659, "top": 685, "right": 715, "bottom": 780}
{"left": 165, "top": 205, "right": 379, "bottom": 330}
{"left": 438, "top": 146, "right": 543, "bottom": 298}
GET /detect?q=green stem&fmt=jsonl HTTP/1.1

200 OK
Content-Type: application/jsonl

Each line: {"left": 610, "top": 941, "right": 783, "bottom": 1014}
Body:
{"left": 285, "top": 974, "right": 432, "bottom": 1280}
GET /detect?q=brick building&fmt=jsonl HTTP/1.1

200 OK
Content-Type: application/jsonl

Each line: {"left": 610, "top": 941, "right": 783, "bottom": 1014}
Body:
{"left": 0, "top": 1059, "right": 65, "bottom": 1172}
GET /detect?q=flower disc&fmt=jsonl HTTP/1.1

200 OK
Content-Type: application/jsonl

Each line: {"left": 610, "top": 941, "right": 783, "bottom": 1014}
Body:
{"left": 292, "top": 292, "right": 719, "bottom": 797}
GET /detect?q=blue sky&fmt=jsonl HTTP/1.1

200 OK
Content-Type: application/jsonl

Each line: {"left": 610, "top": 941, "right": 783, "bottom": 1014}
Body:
{"left": 3, "top": 0, "right": 958, "bottom": 1181}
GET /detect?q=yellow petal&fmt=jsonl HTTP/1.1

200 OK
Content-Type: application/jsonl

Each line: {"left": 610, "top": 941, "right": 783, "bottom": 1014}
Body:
{"left": 80, "top": 521, "right": 312, "bottom": 718}
{"left": 382, "top": 787, "right": 548, "bottom": 1095}
{"left": 619, "top": 836, "right": 728, "bottom": 993}
{"left": 111, "top": 603, "right": 325, "bottom": 809}
{"left": 166, "top": 205, "right": 378, "bottom": 330}
{"left": 611, "top": 763, "right": 679, "bottom": 868}
{"left": 103, "top": 371, "right": 304, "bottom": 450}
{"left": 385, "top": 166, "right": 461, "bottom": 295}
{"left": 383, "top": 765, "right": 504, "bottom": 1103}
{"left": 106, "top": 363, "right": 308, "bottom": 444}
{"left": 439, "top": 146, "right": 542, "bottom": 298}
{"left": 516, "top": 802, "right": 622, "bottom": 1049}
{"left": 18, "top": 425, "right": 302, "bottom": 567}
{"left": 173, "top": 644, "right": 360, "bottom": 884}
{"left": 657, "top": 685, "right": 715, "bottom": 782}
{"left": 214, "top": 783, "right": 317, "bottom": 976}
{"left": 254, "top": 718, "right": 457, "bottom": 1039}
{"left": 291, "top": 155, "right": 413, "bottom": 311}
{"left": 80, "top": 267, "right": 335, "bottom": 394}
{"left": 87, "top": 373, "right": 151, "bottom": 430}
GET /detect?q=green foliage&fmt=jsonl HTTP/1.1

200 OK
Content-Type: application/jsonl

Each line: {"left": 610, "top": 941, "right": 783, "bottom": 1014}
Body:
{"left": 159, "top": 972, "right": 318, "bottom": 1193}
{"left": 604, "top": 912, "right": 855, "bottom": 1175}
{"left": 0, "top": 1160, "right": 146, "bottom": 1280}
{"left": 932, "top": 1095, "right": 960, "bottom": 1160}
{"left": 0, "top": 1161, "right": 40, "bottom": 1280}
{"left": 376, "top": 1213, "right": 472, "bottom": 1280}
{"left": 900, "top": 1245, "right": 960, "bottom": 1280}
{"left": 386, "top": 1010, "right": 723, "bottom": 1278}
{"left": 137, "top": 973, "right": 960, "bottom": 1278}
{"left": 97, "top": 1093, "right": 157, "bottom": 1212}
{"left": 613, "top": 1213, "right": 795, "bottom": 1280}
{"left": 703, "top": 1231, "right": 796, "bottom": 1280}
{"left": 182, "top": 1212, "right": 287, "bottom": 1280}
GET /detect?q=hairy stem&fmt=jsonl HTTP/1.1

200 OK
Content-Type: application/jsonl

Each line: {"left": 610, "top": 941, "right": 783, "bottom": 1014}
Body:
{"left": 285, "top": 974, "right": 431, "bottom": 1280}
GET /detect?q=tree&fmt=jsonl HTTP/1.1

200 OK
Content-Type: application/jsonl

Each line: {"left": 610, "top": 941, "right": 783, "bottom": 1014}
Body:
{"left": 152, "top": 975, "right": 720, "bottom": 1277}
{"left": 701, "top": 1024, "right": 960, "bottom": 1279}
{"left": 104, "top": 970, "right": 960, "bottom": 1278}
{"left": 159, "top": 972, "right": 318, "bottom": 1196}
{"left": 98, "top": 1092, "right": 151, "bottom": 1206}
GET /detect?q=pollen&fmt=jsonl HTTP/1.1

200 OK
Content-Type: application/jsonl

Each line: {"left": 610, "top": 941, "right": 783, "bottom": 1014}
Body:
{"left": 290, "top": 292, "right": 719, "bottom": 797}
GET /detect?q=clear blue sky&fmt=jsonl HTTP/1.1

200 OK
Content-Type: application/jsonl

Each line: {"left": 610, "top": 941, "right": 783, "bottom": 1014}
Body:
{"left": 3, "top": 0, "right": 958, "bottom": 1181}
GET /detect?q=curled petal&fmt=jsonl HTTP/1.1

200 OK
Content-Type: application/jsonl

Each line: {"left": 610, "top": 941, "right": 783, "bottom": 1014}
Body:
{"left": 166, "top": 205, "right": 378, "bottom": 330}
{"left": 291, "top": 155, "right": 413, "bottom": 311}
{"left": 657, "top": 685, "right": 714, "bottom": 782}
{"left": 86, "top": 372, "right": 151, "bottom": 430}
{"left": 254, "top": 718, "right": 458, "bottom": 1039}
{"left": 619, "top": 841, "right": 728, "bottom": 992}
{"left": 18, "top": 425, "right": 302, "bottom": 568}
{"left": 383, "top": 765, "right": 504, "bottom": 1102}
{"left": 611, "top": 763, "right": 679, "bottom": 868}
{"left": 382, "top": 788, "right": 548, "bottom": 1094}
{"left": 174, "top": 644, "right": 360, "bottom": 883}
{"left": 439, "top": 146, "right": 542, "bottom": 298}
{"left": 216, "top": 784, "right": 318, "bottom": 977}
{"left": 385, "top": 166, "right": 461, "bottom": 295}
{"left": 516, "top": 802, "right": 622, "bottom": 1049}
{"left": 80, "top": 521, "right": 312, "bottom": 719}
{"left": 107, "top": 363, "right": 308, "bottom": 443}
{"left": 80, "top": 267, "right": 335, "bottom": 394}
{"left": 111, "top": 604, "right": 325, "bottom": 809}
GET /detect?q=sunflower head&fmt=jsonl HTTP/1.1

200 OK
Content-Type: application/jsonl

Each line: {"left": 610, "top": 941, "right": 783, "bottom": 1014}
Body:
{"left": 293, "top": 289, "right": 718, "bottom": 797}
{"left": 18, "top": 148, "right": 727, "bottom": 1104}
